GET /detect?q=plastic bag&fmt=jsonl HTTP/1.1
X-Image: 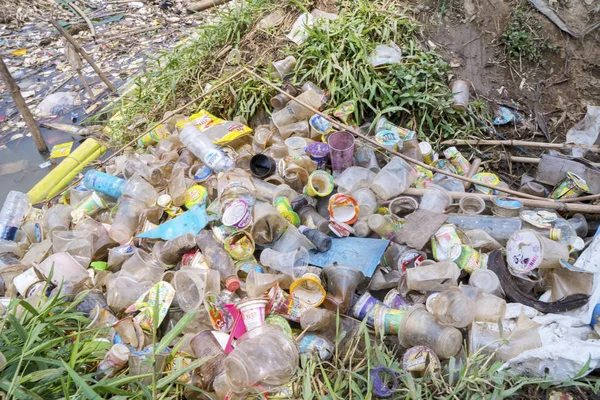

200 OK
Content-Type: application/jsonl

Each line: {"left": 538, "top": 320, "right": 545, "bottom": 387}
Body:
{"left": 175, "top": 110, "right": 252, "bottom": 145}
{"left": 35, "top": 92, "right": 80, "bottom": 117}
{"left": 369, "top": 43, "right": 402, "bottom": 67}
{"left": 566, "top": 105, "right": 600, "bottom": 157}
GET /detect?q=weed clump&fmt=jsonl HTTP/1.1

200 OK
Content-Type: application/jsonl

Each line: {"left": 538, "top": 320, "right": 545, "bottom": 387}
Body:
{"left": 501, "top": 8, "right": 556, "bottom": 63}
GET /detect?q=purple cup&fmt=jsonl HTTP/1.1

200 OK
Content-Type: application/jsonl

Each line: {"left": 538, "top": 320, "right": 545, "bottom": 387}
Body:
{"left": 327, "top": 131, "right": 355, "bottom": 173}
{"left": 306, "top": 142, "right": 330, "bottom": 170}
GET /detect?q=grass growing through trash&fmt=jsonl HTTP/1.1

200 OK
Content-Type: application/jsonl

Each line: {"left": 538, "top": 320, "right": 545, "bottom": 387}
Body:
{"left": 501, "top": 7, "right": 557, "bottom": 63}
{"left": 1, "top": 292, "right": 600, "bottom": 399}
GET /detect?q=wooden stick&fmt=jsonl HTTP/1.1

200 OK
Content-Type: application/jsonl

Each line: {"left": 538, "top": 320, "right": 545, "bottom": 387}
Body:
{"left": 500, "top": 154, "right": 600, "bottom": 168}
{"left": 243, "top": 67, "right": 545, "bottom": 202}
{"left": 401, "top": 188, "right": 600, "bottom": 214}
{"left": 0, "top": 56, "right": 48, "bottom": 153}
{"left": 47, "top": 69, "right": 246, "bottom": 203}
{"left": 464, "top": 157, "right": 481, "bottom": 190}
{"left": 69, "top": 2, "right": 96, "bottom": 40}
{"left": 440, "top": 138, "right": 600, "bottom": 152}
{"left": 50, "top": 20, "right": 116, "bottom": 92}
{"left": 77, "top": 69, "right": 96, "bottom": 101}
{"left": 187, "top": 0, "right": 231, "bottom": 12}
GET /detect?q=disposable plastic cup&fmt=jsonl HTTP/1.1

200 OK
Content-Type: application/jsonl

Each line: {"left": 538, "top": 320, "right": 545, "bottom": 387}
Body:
{"left": 426, "top": 288, "right": 475, "bottom": 328}
{"left": 352, "top": 188, "right": 378, "bottom": 218}
{"left": 129, "top": 351, "right": 169, "bottom": 385}
{"left": 272, "top": 224, "right": 315, "bottom": 252}
{"left": 272, "top": 56, "right": 297, "bottom": 79}
{"left": 190, "top": 330, "right": 227, "bottom": 390}
{"left": 327, "top": 131, "right": 355, "bottom": 173}
{"left": 120, "top": 248, "right": 165, "bottom": 284}
{"left": 389, "top": 196, "right": 419, "bottom": 217}
{"left": 44, "top": 204, "right": 72, "bottom": 238}
{"left": 328, "top": 193, "right": 359, "bottom": 224}
{"left": 473, "top": 290, "right": 506, "bottom": 322}
{"left": 51, "top": 230, "right": 93, "bottom": 267}
{"left": 173, "top": 270, "right": 208, "bottom": 312}
{"left": 322, "top": 264, "right": 364, "bottom": 314}
{"left": 450, "top": 80, "right": 470, "bottom": 110}
{"left": 568, "top": 213, "right": 588, "bottom": 238}
{"left": 398, "top": 305, "right": 462, "bottom": 359}
{"left": 419, "top": 184, "right": 453, "bottom": 213}
{"left": 519, "top": 181, "right": 546, "bottom": 197}
{"left": 459, "top": 195, "right": 485, "bottom": 215}
{"left": 249, "top": 154, "right": 276, "bottom": 178}
{"left": 106, "top": 273, "right": 153, "bottom": 310}
{"left": 272, "top": 90, "right": 322, "bottom": 128}
{"left": 468, "top": 268, "right": 503, "bottom": 297}
{"left": 355, "top": 146, "right": 380, "bottom": 172}
{"left": 289, "top": 273, "right": 326, "bottom": 307}
{"left": 285, "top": 137, "right": 307, "bottom": 157}
{"left": 305, "top": 142, "right": 330, "bottom": 169}
{"left": 109, "top": 196, "right": 146, "bottom": 243}
{"left": 305, "top": 170, "right": 334, "bottom": 197}
{"left": 506, "top": 230, "right": 569, "bottom": 273}
{"left": 270, "top": 85, "right": 298, "bottom": 109}
{"left": 278, "top": 120, "right": 310, "bottom": 139}
{"left": 235, "top": 296, "right": 268, "bottom": 331}
{"left": 491, "top": 198, "right": 521, "bottom": 217}
{"left": 260, "top": 247, "right": 310, "bottom": 278}
{"left": 298, "top": 205, "right": 330, "bottom": 234}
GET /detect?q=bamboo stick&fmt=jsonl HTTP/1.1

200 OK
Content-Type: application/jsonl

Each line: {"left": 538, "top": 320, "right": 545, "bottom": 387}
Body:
{"left": 440, "top": 138, "right": 600, "bottom": 152}
{"left": 50, "top": 20, "right": 115, "bottom": 92}
{"left": 243, "top": 67, "right": 545, "bottom": 201}
{"left": 401, "top": 188, "right": 600, "bottom": 214}
{"left": 501, "top": 155, "right": 600, "bottom": 168}
{"left": 0, "top": 56, "right": 48, "bottom": 153}
{"left": 69, "top": 2, "right": 96, "bottom": 40}
{"left": 187, "top": 0, "right": 231, "bottom": 12}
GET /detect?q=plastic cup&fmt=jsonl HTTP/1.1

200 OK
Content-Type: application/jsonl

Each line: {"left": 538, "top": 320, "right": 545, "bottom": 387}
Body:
{"left": 368, "top": 214, "right": 397, "bottom": 239}
{"left": 289, "top": 273, "right": 326, "bottom": 307}
{"left": 129, "top": 350, "right": 169, "bottom": 385}
{"left": 568, "top": 213, "right": 588, "bottom": 238}
{"left": 120, "top": 247, "right": 165, "bottom": 284}
{"left": 398, "top": 305, "right": 462, "bottom": 359}
{"left": 270, "top": 85, "right": 298, "bottom": 109}
{"left": 450, "top": 80, "right": 470, "bottom": 110}
{"left": 223, "top": 230, "right": 255, "bottom": 261}
{"left": 272, "top": 90, "right": 322, "bottom": 128}
{"left": 426, "top": 288, "right": 475, "bottom": 328}
{"left": 327, "top": 131, "right": 355, "bottom": 173}
{"left": 389, "top": 196, "right": 419, "bottom": 217}
{"left": 328, "top": 193, "right": 359, "bottom": 224}
{"left": 71, "top": 192, "right": 108, "bottom": 222}
{"left": 44, "top": 204, "right": 72, "bottom": 238}
{"left": 249, "top": 154, "right": 276, "bottom": 178}
{"left": 420, "top": 184, "right": 453, "bottom": 213}
{"left": 236, "top": 296, "right": 268, "bottom": 331}
{"left": 352, "top": 188, "right": 378, "bottom": 218}
{"left": 519, "top": 181, "right": 546, "bottom": 197}
{"left": 473, "top": 290, "right": 506, "bottom": 322}
{"left": 459, "top": 195, "right": 486, "bottom": 215}
{"left": 491, "top": 198, "right": 521, "bottom": 217}
{"left": 278, "top": 120, "right": 310, "bottom": 139}
{"left": 305, "top": 170, "right": 334, "bottom": 197}
{"left": 298, "top": 205, "right": 330, "bottom": 234}
{"left": 305, "top": 142, "right": 330, "bottom": 169}
{"left": 51, "top": 230, "right": 93, "bottom": 267}
{"left": 190, "top": 330, "right": 227, "bottom": 390}
{"left": 106, "top": 273, "right": 153, "bottom": 310}
{"left": 172, "top": 270, "right": 208, "bottom": 312}
{"left": 259, "top": 247, "right": 310, "bottom": 278}
{"left": 284, "top": 137, "right": 307, "bottom": 157}
{"left": 506, "top": 230, "right": 569, "bottom": 273}
{"left": 355, "top": 146, "right": 380, "bottom": 172}
{"left": 353, "top": 292, "right": 385, "bottom": 326}
{"left": 110, "top": 196, "right": 146, "bottom": 243}
{"left": 469, "top": 322, "right": 541, "bottom": 361}
{"left": 468, "top": 268, "right": 503, "bottom": 297}
{"left": 322, "top": 263, "right": 364, "bottom": 314}
{"left": 374, "top": 305, "right": 406, "bottom": 335}
{"left": 272, "top": 56, "right": 297, "bottom": 79}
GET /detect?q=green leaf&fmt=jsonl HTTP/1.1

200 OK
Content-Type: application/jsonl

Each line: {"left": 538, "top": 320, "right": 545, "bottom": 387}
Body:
{"left": 574, "top": 355, "right": 592, "bottom": 379}
{"left": 19, "top": 368, "right": 64, "bottom": 384}
{"left": 0, "top": 379, "right": 44, "bottom": 400}
{"left": 155, "top": 311, "right": 198, "bottom": 354}
{"left": 61, "top": 360, "right": 101, "bottom": 400}
{"left": 157, "top": 358, "right": 207, "bottom": 388}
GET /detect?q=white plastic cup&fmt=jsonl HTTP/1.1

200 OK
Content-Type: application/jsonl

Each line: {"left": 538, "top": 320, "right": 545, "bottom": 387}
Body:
{"left": 285, "top": 137, "right": 307, "bottom": 157}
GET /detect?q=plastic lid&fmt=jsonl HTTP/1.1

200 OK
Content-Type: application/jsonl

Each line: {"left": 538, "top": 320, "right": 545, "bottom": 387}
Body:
{"left": 225, "top": 275, "right": 241, "bottom": 292}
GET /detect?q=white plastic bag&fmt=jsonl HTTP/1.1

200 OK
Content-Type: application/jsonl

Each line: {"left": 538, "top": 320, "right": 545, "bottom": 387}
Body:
{"left": 35, "top": 91, "right": 80, "bottom": 117}
{"left": 566, "top": 105, "right": 600, "bottom": 157}
{"left": 369, "top": 42, "right": 402, "bottom": 67}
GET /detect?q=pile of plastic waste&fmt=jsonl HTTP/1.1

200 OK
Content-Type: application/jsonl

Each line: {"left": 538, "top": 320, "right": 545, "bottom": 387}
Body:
{"left": 2, "top": 57, "right": 600, "bottom": 398}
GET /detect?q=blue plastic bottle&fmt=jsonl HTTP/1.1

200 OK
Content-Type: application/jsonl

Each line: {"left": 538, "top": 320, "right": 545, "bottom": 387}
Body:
{"left": 83, "top": 170, "right": 126, "bottom": 199}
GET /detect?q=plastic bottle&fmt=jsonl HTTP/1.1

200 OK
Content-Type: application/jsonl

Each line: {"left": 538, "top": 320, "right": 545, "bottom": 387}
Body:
{"left": 298, "top": 225, "right": 332, "bottom": 252}
{"left": 83, "top": 170, "right": 125, "bottom": 199}
{"left": 196, "top": 230, "right": 240, "bottom": 291}
{"left": 0, "top": 191, "right": 29, "bottom": 241}
{"left": 368, "top": 214, "right": 398, "bottom": 239}
{"left": 179, "top": 125, "right": 235, "bottom": 173}
{"left": 445, "top": 214, "right": 522, "bottom": 245}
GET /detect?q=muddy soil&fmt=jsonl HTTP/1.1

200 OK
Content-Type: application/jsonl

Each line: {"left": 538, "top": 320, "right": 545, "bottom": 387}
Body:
{"left": 418, "top": 0, "right": 599, "bottom": 144}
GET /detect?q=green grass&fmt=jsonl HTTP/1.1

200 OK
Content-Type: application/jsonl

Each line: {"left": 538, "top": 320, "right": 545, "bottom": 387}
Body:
{"left": 501, "top": 7, "right": 557, "bottom": 63}
{"left": 104, "top": 0, "right": 490, "bottom": 146}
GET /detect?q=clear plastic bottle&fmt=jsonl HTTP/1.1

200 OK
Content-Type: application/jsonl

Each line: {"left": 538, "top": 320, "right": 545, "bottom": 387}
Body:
{"left": 0, "top": 191, "right": 29, "bottom": 241}
{"left": 446, "top": 214, "right": 522, "bottom": 245}
{"left": 179, "top": 126, "right": 235, "bottom": 173}
{"left": 196, "top": 230, "right": 240, "bottom": 291}
{"left": 83, "top": 170, "right": 126, "bottom": 199}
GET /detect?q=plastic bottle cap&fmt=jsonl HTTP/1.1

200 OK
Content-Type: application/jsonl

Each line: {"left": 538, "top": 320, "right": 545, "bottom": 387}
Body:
{"left": 225, "top": 276, "right": 240, "bottom": 292}
{"left": 549, "top": 228, "right": 562, "bottom": 241}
